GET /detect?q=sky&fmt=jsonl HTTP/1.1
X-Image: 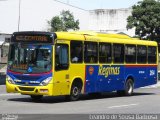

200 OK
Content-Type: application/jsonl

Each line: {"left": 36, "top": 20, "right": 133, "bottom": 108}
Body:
{"left": 57, "top": 0, "right": 141, "bottom": 10}
{"left": 0, "top": 0, "right": 141, "bottom": 34}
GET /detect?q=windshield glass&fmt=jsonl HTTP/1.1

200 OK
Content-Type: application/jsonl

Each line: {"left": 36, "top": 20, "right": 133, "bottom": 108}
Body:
{"left": 8, "top": 44, "right": 52, "bottom": 74}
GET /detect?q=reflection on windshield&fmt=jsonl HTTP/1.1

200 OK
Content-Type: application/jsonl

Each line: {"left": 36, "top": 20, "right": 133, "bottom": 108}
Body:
{"left": 8, "top": 44, "right": 52, "bottom": 73}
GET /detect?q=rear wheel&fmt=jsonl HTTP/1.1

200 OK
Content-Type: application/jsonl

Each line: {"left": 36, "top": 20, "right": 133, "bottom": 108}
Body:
{"left": 125, "top": 79, "right": 134, "bottom": 96}
{"left": 117, "top": 79, "right": 134, "bottom": 96}
{"left": 30, "top": 95, "right": 43, "bottom": 100}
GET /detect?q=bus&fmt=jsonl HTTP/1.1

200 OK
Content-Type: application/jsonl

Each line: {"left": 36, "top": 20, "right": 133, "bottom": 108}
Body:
{"left": 6, "top": 31, "right": 158, "bottom": 101}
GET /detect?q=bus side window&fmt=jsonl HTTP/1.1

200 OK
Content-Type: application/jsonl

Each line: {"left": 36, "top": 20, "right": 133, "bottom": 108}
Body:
{"left": 70, "top": 41, "right": 83, "bottom": 63}
{"left": 125, "top": 45, "right": 136, "bottom": 63}
{"left": 148, "top": 46, "right": 157, "bottom": 64}
{"left": 84, "top": 42, "right": 98, "bottom": 63}
{"left": 99, "top": 43, "right": 112, "bottom": 63}
{"left": 55, "top": 44, "right": 69, "bottom": 70}
{"left": 113, "top": 44, "right": 124, "bottom": 63}
{"left": 137, "top": 45, "right": 147, "bottom": 64}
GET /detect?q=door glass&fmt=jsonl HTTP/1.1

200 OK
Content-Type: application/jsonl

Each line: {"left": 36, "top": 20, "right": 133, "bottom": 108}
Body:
{"left": 55, "top": 44, "right": 69, "bottom": 70}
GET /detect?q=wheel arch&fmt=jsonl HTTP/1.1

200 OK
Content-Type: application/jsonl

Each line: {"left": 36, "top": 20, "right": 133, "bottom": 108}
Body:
{"left": 125, "top": 75, "right": 135, "bottom": 88}
{"left": 70, "top": 77, "right": 83, "bottom": 92}
{"left": 125, "top": 75, "right": 135, "bottom": 83}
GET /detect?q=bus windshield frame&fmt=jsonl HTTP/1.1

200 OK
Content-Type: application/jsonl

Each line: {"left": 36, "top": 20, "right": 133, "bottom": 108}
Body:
{"left": 8, "top": 43, "right": 52, "bottom": 74}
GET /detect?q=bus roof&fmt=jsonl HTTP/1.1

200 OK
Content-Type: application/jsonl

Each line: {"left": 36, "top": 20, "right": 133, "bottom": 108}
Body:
{"left": 55, "top": 31, "right": 157, "bottom": 46}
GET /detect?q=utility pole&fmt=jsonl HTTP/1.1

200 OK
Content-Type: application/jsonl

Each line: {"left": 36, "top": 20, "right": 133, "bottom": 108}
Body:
{"left": 18, "top": 0, "right": 21, "bottom": 31}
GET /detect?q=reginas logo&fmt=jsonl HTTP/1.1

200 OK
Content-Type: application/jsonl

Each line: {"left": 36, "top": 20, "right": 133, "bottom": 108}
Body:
{"left": 98, "top": 65, "right": 120, "bottom": 78}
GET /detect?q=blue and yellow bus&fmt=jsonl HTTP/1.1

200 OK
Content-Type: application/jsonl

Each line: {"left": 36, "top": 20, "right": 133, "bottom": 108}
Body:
{"left": 6, "top": 31, "right": 158, "bottom": 101}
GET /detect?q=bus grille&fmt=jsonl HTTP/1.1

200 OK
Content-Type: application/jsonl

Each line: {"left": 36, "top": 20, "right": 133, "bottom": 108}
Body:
{"left": 19, "top": 87, "right": 35, "bottom": 91}
{"left": 14, "top": 75, "right": 41, "bottom": 81}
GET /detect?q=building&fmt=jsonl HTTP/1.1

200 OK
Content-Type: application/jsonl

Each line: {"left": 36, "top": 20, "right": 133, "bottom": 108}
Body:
{"left": 88, "top": 8, "right": 135, "bottom": 36}
{"left": 0, "top": 34, "right": 11, "bottom": 63}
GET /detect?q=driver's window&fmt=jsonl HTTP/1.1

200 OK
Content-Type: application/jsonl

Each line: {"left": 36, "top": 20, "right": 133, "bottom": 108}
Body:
{"left": 55, "top": 44, "right": 69, "bottom": 70}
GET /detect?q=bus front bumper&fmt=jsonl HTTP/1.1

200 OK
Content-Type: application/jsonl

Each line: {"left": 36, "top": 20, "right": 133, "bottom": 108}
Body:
{"left": 6, "top": 81, "right": 53, "bottom": 96}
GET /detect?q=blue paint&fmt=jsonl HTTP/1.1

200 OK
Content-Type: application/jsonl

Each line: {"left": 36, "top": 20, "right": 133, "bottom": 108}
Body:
{"left": 85, "top": 65, "right": 157, "bottom": 93}
{"left": 7, "top": 71, "right": 52, "bottom": 86}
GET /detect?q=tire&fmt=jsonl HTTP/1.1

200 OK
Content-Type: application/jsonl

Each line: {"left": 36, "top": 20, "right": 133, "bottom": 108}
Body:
{"left": 30, "top": 95, "right": 43, "bottom": 100}
{"left": 66, "top": 83, "right": 82, "bottom": 101}
{"left": 125, "top": 79, "right": 134, "bottom": 96}
{"left": 117, "top": 79, "right": 134, "bottom": 96}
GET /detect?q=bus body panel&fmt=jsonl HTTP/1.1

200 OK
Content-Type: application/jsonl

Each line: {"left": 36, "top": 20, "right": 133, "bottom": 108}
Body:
{"left": 52, "top": 40, "right": 86, "bottom": 96}
{"left": 85, "top": 65, "right": 157, "bottom": 93}
{"left": 85, "top": 65, "right": 125, "bottom": 93}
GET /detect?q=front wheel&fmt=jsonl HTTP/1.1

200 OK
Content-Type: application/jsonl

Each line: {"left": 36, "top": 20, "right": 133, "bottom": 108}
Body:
{"left": 66, "top": 83, "right": 82, "bottom": 101}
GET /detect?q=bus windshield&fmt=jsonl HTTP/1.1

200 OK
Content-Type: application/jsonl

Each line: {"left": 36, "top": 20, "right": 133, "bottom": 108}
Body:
{"left": 8, "top": 44, "right": 52, "bottom": 74}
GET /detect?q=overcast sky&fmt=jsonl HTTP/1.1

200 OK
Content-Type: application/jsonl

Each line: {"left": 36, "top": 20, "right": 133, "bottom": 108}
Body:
{"left": 57, "top": 0, "right": 141, "bottom": 10}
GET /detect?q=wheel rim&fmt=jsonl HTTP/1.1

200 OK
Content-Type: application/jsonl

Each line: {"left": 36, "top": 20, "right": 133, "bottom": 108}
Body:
{"left": 72, "top": 86, "right": 79, "bottom": 97}
{"left": 127, "top": 82, "right": 133, "bottom": 94}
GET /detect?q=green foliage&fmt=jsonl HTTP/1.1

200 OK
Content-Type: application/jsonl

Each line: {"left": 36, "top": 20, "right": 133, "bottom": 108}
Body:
{"left": 127, "top": 0, "right": 160, "bottom": 41}
{"left": 48, "top": 10, "right": 79, "bottom": 32}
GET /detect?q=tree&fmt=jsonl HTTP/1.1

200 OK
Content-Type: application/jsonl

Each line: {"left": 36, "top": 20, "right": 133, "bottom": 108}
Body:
{"left": 48, "top": 10, "right": 79, "bottom": 32}
{"left": 127, "top": 0, "right": 160, "bottom": 41}
{"left": 49, "top": 16, "right": 63, "bottom": 32}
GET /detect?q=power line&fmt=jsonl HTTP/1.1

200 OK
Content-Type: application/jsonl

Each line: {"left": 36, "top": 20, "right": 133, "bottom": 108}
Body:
{"left": 53, "top": 0, "right": 88, "bottom": 11}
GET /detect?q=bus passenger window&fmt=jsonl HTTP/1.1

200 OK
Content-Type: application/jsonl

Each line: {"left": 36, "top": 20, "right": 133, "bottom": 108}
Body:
{"left": 137, "top": 45, "right": 147, "bottom": 64}
{"left": 55, "top": 44, "right": 69, "bottom": 70}
{"left": 99, "top": 43, "right": 112, "bottom": 63}
{"left": 148, "top": 46, "right": 157, "bottom": 64}
{"left": 125, "top": 45, "right": 136, "bottom": 63}
{"left": 70, "top": 41, "right": 83, "bottom": 63}
{"left": 84, "top": 42, "right": 98, "bottom": 63}
{"left": 113, "top": 44, "right": 124, "bottom": 63}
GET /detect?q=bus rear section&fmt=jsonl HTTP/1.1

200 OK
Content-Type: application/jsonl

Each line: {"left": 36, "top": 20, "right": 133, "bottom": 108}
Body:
{"left": 84, "top": 42, "right": 158, "bottom": 96}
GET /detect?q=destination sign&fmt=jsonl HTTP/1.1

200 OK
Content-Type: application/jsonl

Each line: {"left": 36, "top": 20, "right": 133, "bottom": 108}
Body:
{"left": 16, "top": 36, "right": 48, "bottom": 42}
{"left": 11, "top": 32, "right": 55, "bottom": 43}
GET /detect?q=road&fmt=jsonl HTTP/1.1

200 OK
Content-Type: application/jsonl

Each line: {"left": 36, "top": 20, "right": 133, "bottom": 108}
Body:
{"left": 0, "top": 85, "right": 160, "bottom": 120}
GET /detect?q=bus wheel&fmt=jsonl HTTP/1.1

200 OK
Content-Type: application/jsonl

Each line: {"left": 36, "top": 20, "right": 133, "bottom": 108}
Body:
{"left": 66, "top": 83, "right": 82, "bottom": 101}
{"left": 117, "top": 79, "right": 134, "bottom": 96}
{"left": 124, "top": 79, "right": 134, "bottom": 96}
{"left": 30, "top": 95, "right": 43, "bottom": 100}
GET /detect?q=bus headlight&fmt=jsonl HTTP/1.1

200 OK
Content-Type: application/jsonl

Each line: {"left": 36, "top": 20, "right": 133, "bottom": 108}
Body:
{"left": 7, "top": 75, "right": 15, "bottom": 84}
{"left": 39, "top": 77, "right": 52, "bottom": 86}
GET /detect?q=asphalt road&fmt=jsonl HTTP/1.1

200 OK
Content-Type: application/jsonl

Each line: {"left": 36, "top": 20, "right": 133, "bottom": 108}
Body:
{"left": 0, "top": 85, "right": 160, "bottom": 120}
